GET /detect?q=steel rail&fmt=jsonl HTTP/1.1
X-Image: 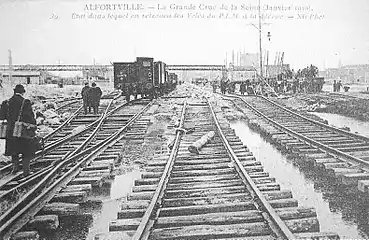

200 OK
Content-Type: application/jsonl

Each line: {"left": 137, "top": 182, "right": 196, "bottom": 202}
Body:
{"left": 260, "top": 95, "right": 369, "bottom": 143}
{"left": 0, "top": 98, "right": 143, "bottom": 198}
{"left": 41, "top": 97, "right": 140, "bottom": 153}
{"left": 0, "top": 99, "right": 154, "bottom": 239}
{"left": 58, "top": 97, "right": 116, "bottom": 161}
{"left": 228, "top": 95, "right": 369, "bottom": 172}
{"left": 231, "top": 93, "right": 369, "bottom": 144}
{"left": 0, "top": 96, "right": 129, "bottom": 175}
{"left": 132, "top": 100, "right": 187, "bottom": 240}
{"left": 42, "top": 105, "right": 83, "bottom": 142}
{"left": 44, "top": 93, "right": 122, "bottom": 142}
{"left": 206, "top": 98, "right": 295, "bottom": 240}
{"left": 54, "top": 99, "right": 80, "bottom": 111}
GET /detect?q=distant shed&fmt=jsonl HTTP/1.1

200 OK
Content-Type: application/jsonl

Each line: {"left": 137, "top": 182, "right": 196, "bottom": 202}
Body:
{"left": 0, "top": 71, "right": 41, "bottom": 84}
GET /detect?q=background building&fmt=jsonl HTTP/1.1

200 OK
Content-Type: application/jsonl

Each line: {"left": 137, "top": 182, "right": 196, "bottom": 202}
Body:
{"left": 322, "top": 64, "right": 369, "bottom": 84}
{"left": 0, "top": 71, "right": 42, "bottom": 84}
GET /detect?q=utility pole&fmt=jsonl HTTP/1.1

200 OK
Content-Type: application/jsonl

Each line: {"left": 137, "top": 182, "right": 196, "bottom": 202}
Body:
{"left": 258, "top": 0, "right": 263, "bottom": 78}
{"left": 8, "top": 49, "right": 13, "bottom": 85}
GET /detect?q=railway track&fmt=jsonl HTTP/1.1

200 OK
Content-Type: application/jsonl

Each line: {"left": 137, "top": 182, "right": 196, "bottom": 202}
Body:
{"left": 0, "top": 92, "right": 121, "bottom": 174}
{"left": 0, "top": 97, "right": 154, "bottom": 239}
{"left": 228, "top": 95, "right": 369, "bottom": 194}
{"left": 108, "top": 98, "right": 339, "bottom": 240}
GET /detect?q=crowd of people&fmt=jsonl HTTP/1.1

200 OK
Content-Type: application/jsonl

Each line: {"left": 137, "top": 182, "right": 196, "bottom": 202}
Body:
{"left": 216, "top": 79, "right": 256, "bottom": 95}
{"left": 268, "top": 78, "right": 325, "bottom": 94}
{"left": 211, "top": 76, "right": 328, "bottom": 96}
{"left": 81, "top": 82, "right": 103, "bottom": 115}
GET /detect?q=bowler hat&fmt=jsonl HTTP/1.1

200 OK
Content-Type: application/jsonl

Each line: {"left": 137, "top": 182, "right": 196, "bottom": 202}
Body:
{"left": 14, "top": 84, "right": 26, "bottom": 94}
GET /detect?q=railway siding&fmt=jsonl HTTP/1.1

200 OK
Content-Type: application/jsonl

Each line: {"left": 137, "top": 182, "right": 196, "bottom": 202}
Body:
{"left": 230, "top": 95, "right": 369, "bottom": 194}
{"left": 107, "top": 98, "right": 339, "bottom": 240}
{"left": 0, "top": 98, "right": 154, "bottom": 240}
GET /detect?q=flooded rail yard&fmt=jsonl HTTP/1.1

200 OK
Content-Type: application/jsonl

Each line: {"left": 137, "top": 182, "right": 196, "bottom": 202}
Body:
{"left": 3, "top": 0, "right": 369, "bottom": 238}
{"left": 231, "top": 121, "right": 369, "bottom": 239}
{"left": 2, "top": 85, "right": 369, "bottom": 240}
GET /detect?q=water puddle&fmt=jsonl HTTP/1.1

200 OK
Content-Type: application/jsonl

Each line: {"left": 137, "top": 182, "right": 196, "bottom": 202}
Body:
{"left": 231, "top": 121, "right": 369, "bottom": 239}
{"left": 311, "top": 112, "right": 369, "bottom": 138}
{"left": 46, "top": 170, "right": 141, "bottom": 240}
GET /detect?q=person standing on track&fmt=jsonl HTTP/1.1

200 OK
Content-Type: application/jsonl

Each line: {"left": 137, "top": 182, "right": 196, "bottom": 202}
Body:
{"left": 88, "top": 82, "right": 103, "bottom": 114}
{"left": 81, "top": 82, "right": 91, "bottom": 114}
{"left": 0, "top": 84, "right": 37, "bottom": 176}
{"left": 336, "top": 80, "right": 343, "bottom": 92}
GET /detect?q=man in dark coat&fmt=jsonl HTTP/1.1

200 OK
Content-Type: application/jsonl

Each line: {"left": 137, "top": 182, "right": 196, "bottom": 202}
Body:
{"left": 0, "top": 84, "right": 36, "bottom": 176}
{"left": 81, "top": 82, "right": 91, "bottom": 114}
{"left": 88, "top": 82, "right": 103, "bottom": 114}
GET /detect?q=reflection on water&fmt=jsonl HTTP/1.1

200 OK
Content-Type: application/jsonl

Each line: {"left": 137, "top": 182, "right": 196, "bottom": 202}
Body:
{"left": 312, "top": 112, "right": 369, "bottom": 138}
{"left": 47, "top": 170, "right": 141, "bottom": 240}
{"left": 231, "top": 121, "right": 369, "bottom": 239}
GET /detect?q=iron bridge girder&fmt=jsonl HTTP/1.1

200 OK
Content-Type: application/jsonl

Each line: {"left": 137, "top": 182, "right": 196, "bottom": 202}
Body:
{"left": 0, "top": 64, "right": 227, "bottom": 72}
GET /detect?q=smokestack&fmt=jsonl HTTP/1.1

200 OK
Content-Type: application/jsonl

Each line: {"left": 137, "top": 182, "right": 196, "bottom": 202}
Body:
{"left": 232, "top": 50, "right": 235, "bottom": 66}
{"left": 8, "top": 49, "right": 13, "bottom": 71}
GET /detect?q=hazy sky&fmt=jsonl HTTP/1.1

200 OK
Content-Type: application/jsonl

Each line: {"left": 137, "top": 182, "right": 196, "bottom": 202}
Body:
{"left": 0, "top": 0, "right": 368, "bottom": 70}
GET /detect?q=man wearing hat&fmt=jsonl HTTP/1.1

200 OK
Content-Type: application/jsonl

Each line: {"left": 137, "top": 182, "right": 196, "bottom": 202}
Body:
{"left": 88, "top": 82, "right": 102, "bottom": 114}
{"left": 0, "top": 84, "right": 36, "bottom": 176}
{"left": 81, "top": 82, "right": 91, "bottom": 114}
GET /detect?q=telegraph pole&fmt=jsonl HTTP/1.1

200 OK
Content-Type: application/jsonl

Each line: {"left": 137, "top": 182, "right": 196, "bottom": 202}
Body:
{"left": 8, "top": 49, "right": 13, "bottom": 85}
{"left": 258, "top": 0, "right": 263, "bottom": 77}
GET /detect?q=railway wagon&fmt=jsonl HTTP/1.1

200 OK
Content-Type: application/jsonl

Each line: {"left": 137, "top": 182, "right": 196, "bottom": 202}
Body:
{"left": 113, "top": 62, "right": 136, "bottom": 90}
{"left": 114, "top": 57, "right": 177, "bottom": 97}
{"left": 154, "top": 61, "right": 167, "bottom": 87}
{"left": 114, "top": 57, "right": 154, "bottom": 95}
{"left": 168, "top": 72, "right": 178, "bottom": 90}
{"left": 136, "top": 57, "right": 154, "bottom": 92}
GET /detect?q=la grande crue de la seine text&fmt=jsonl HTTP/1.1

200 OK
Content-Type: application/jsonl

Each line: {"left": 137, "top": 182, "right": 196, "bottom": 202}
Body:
{"left": 84, "top": 3, "right": 299, "bottom": 11}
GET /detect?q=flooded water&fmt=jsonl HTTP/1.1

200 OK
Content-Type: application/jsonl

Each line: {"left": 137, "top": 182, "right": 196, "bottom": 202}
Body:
{"left": 231, "top": 121, "right": 369, "bottom": 239}
{"left": 323, "top": 83, "right": 369, "bottom": 93}
{"left": 312, "top": 112, "right": 369, "bottom": 138}
{"left": 46, "top": 170, "right": 141, "bottom": 240}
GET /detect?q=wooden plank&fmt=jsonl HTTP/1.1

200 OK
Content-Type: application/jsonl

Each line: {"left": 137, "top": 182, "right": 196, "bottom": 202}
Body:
{"left": 263, "top": 190, "right": 293, "bottom": 201}
{"left": 167, "top": 179, "right": 243, "bottom": 190}
{"left": 341, "top": 172, "right": 369, "bottom": 185}
{"left": 163, "top": 193, "right": 252, "bottom": 208}
{"left": 155, "top": 210, "right": 264, "bottom": 228}
{"left": 358, "top": 179, "right": 369, "bottom": 193}
{"left": 294, "top": 232, "right": 340, "bottom": 240}
{"left": 52, "top": 191, "right": 88, "bottom": 204}
{"left": 11, "top": 231, "right": 39, "bottom": 240}
{"left": 149, "top": 222, "right": 272, "bottom": 239}
{"left": 41, "top": 202, "right": 80, "bottom": 216}
{"left": 275, "top": 207, "right": 317, "bottom": 220}
{"left": 28, "top": 215, "right": 59, "bottom": 230}
{"left": 285, "top": 217, "right": 319, "bottom": 233}
{"left": 165, "top": 185, "right": 247, "bottom": 198}
{"left": 268, "top": 198, "right": 298, "bottom": 208}
{"left": 158, "top": 202, "right": 256, "bottom": 217}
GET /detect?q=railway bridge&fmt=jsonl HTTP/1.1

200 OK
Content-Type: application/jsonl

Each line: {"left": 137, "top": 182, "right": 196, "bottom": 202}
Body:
{"left": 0, "top": 64, "right": 227, "bottom": 72}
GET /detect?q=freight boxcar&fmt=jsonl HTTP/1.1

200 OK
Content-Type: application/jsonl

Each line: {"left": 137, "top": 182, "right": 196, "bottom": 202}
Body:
{"left": 136, "top": 57, "right": 154, "bottom": 94}
{"left": 114, "top": 57, "right": 176, "bottom": 99}
{"left": 113, "top": 62, "right": 136, "bottom": 90}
